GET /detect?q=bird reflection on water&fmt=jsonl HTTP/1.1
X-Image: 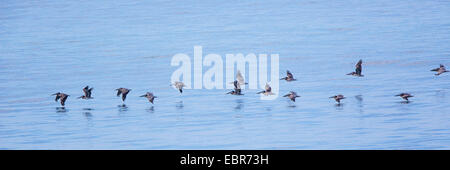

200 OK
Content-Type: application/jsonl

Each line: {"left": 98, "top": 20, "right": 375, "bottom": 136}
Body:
{"left": 176, "top": 101, "right": 184, "bottom": 110}
{"left": 117, "top": 104, "right": 128, "bottom": 112}
{"left": 234, "top": 99, "right": 244, "bottom": 111}
{"left": 355, "top": 95, "right": 364, "bottom": 114}
{"left": 55, "top": 107, "right": 67, "bottom": 113}
{"left": 146, "top": 106, "right": 155, "bottom": 113}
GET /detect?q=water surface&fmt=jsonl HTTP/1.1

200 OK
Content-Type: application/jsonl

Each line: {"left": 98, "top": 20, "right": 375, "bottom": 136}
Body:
{"left": 1, "top": 0, "right": 450, "bottom": 149}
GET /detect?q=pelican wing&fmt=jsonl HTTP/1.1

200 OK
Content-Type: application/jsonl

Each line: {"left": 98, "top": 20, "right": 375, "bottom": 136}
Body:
{"left": 287, "top": 70, "right": 293, "bottom": 79}
{"left": 355, "top": 60, "right": 362, "bottom": 75}
{"left": 236, "top": 70, "right": 245, "bottom": 85}
{"left": 55, "top": 95, "right": 61, "bottom": 102}
{"left": 60, "top": 94, "right": 68, "bottom": 106}
{"left": 116, "top": 89, "right": 122, "bottom": 96}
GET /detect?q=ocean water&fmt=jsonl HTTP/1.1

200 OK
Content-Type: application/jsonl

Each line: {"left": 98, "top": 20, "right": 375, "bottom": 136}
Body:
{"left": 0, "top": 0, "right": 449, "bottom": 149}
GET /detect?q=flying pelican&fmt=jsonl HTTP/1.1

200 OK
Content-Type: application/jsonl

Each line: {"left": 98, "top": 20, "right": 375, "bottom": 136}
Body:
{"left": 280, "top": 70, "right": 296, "bottom": 81}
{"left": 78, "top": 86, "right": 93, "bottom": 99}
{"left": 395, "top": 93, "right": 413, "bottom": 101}
{"left": 347, "top": 59, "right": 363, "bottom": 77}
{"left": 431, "top": 64, "right": 448, "bottom": 76}
{"left": 283, "top": 91, "right": 300, "bottom": 102}
{"left": 116, "top": 88, "right": 131, "bottom": 102}
{"left": 52, "top": 92, "right": 69, "bottom": 106}
{"left": 330, "top": 94, "right": 346, "bottom": 104}
{"left": 257, "top": 84, "right": 274, "bottom": 95}
{"left": 140, "top": 92, "right": 157, "bottom": 104}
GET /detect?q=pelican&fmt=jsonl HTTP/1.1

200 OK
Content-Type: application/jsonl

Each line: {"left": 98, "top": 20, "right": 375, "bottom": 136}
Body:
{"left": 78, "top": 86, "right": 93, "bottom": 99}
{"left": 257, "top": 84, "right": 274, "bottom": 95}
{"left": 283, "top": 91, "right": 300, "bottom": 102}
{"left": 116, "top": 88, "right": 131, "bottom": 102}
{"left": 140, "top": 92, "right": 157, "bottom": 104}
{"left": 330, "top": 94, "right": 345, "bottom": 104}
{"left": 395, "top": 93, "right": 413, "bottom": 101}
{"left": 52, "top": 92, "right": 69, "bottom": 106}
{"left": 280, "top": 70, "right": 296, "bottom": 81}
{"left": 347, "top": 59, "right": 363, "bottom": 77}
{"left": 431, "top": 64, "right": 448, "bottom": 76}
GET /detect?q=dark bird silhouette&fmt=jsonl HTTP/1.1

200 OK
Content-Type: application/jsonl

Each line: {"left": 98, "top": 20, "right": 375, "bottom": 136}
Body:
{"left": 431, "top": 64, "right": 448, "bottom": 76}
{"left": 173, "top": 81, "right": 185, "bottom": 93}
{"left": 227, "top": 80, "right": 243, "bottom": 95}
{"left": 78, "top": 86, "right": 93, "bottom": 99}
{"left": 140, "top": 92, "right": 157, "bottom": 104}
{"left": 52, "top": 92, "right": 69, "bottom": 106}
{"left": 347, "top": 59, "right": 363, "bottom": 77}
{"left": 330, "top": 94, "right": 346, "bottom": 104}
{"left": 116, "top": 88, "right": 131, "bottom": 102}
{"left": 257, "top": 84, "right": 274, "bottom": 95}
{"left": 396, "top": 93, "right": 413, "bottom": 101}
{"left": 283, "top": 91, "right": 300, "bottom": 102}
{"left": 280, "top": 70, "right": 296, "bottom": 81}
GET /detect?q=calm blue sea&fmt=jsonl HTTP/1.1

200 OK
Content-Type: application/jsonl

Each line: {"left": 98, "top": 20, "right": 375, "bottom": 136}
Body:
{"left": 0, "top": 0, "right": 449, "bottom": 149}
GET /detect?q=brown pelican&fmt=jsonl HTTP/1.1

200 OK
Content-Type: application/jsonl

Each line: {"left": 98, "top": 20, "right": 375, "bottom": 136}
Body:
{"left": 330, "top": 94, "right": 345, "bottom": 104}
{"left": 52, "top": 92, "right": 69, "bottom": 106}
{"left": 347, "top": 59, "right": 363, "bottom": 77}
{"left": 140, "top": 92, "right": 157, "bottom": 104}
{"left": 431, "top": 64, "right": 448, "bottom": 76}
{"left": 227, "top": 80, "right": 243, "bottom": 95}
{"left": 280, "top": 70, "right": 296, "bottom": 81}
{"left": 257, "top": 84, "right": 274, "bottom": 95}
{"left": 77, "top": 86, "right": 93, "bottom": 99}
{"left": 116, "top": 88, "right": 131, "bottom": 102}
{"left": 173, "top": 81, "right": 185, "bottom": 93}
{"left": 283, "top": 91, "right": 300, "bottom": 102}
{"left": 395, "top": 93, "right": 413, "bottom": 101}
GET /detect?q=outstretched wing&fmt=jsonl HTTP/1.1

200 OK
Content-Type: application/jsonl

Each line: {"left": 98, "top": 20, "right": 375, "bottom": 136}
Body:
{"left": 236, "top": 70, "right": 245, "bottom": 85}
{"left": 175, "top": 82, "right": 185, "bottom": 89}
{"left": 60, "top": 95, "right": 68, "bottom": 106}
{"left": 87, "top": 87, "right": 93, "bottom": 98}
{"left": 55, "top": 95, "right": 61, "bottom": 102}
{"left": 83, "top": 86, "right": 89, "bottom": 97}
{"left": 355, "top": 60, "right": 362, "bottom": 75}
{"left": 148, "top": 93, "right": 154, "bottom": 98}
{"left": 287, "top": 70, "right": 293, "bottom": 79}
{"left": 149, "top": 97, "right": 154, "bottom": 104}
{"left": 122, "top": 93, "right": 128, "bottom": 101}
{"left": 116, "top": 89, "right": 122, "bottom": 96}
